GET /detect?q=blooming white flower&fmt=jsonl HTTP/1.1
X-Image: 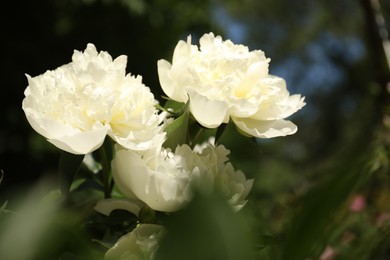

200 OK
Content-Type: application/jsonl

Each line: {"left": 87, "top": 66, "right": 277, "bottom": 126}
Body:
{"left": 158, "top": 32, "right": 305, "bottom": 138}
{"left": 193, "top": 138, "right": 254, "bottom": 211}
{"left": 112, "top": 143, "right": 194, "bottom": 212}
{"left": 105, "top": 224, "right": 166, "bottom": 260}
{"left": 22, "top": 43, "right": 165, "bottom": 154}
{"left": 112, "top": 139, "right": 253, "bottom": 212}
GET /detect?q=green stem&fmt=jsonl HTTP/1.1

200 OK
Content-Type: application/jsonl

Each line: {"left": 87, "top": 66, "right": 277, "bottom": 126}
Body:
{"left": 99, "top": 146, "right": 111, "bottom": 198}
{"left": 191, "top": 126, "right": 205, "bottom": 147}
{"left": 215, "top": 123, "right": 227, "bottom": 144}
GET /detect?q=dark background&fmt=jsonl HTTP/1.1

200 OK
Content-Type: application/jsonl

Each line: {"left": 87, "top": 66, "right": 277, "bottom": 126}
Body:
{"left": 1, "top": 0, "right": 389, "bottom": 201}
{"left": 0, "top": 1, "right": 389, "bottom": 257}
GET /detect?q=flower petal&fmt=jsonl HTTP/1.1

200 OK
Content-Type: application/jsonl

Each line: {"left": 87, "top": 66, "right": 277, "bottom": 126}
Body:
{"left": 112, "top": 148, "right": 188, "bottom": 212}
{"left": 111, "top": 149, "right": 144, "bottom": 200}
{"left": 105, "top": 224, "right": 166, "bottom": 260}
{"left": 157, "top": 59, "right": 188, "bottom": 102}
{"left": 232, "top": 117, "right": 298, "bottom": 138}
{"left": 48, "top": 126, "right": 109, "bottom": 154}
{"left": 23, "top": 100, "right": 109, "bottom": 154}
{"left": 228, "top": 98, "right": 259, "bottom": 118}
{"left": 188, "top": 90, "right": 229, "bottom": 128}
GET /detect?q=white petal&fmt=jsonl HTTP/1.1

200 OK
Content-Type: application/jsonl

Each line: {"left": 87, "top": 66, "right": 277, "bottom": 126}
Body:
{"left": 105, "top": 224, "right": 165, "bottom": 260}
{"left": 23, "top": 105, "right": 72, "bottom": 140}
{"left": 172, "top": 37, "right": 196, "bottom": 63}
{"left": 111, "top": 149, "right": 145, "bottom": 200}
{"left": 228, "top": 98, "right": 259, "bottom": 118}
{"left": 112, "top": 131, "right": 166, "bottom": 152}
{"left": 48, "top": 126, "right": 109, "bottom": 154}
{"left": 23, "top": 101, "right": 109, "bottom": 154}
{"left": 232, "top": 117, "right": 297, "bottom": 138}
{"left": 157, "top": 59, "right": 188, "bottom": 102}
{"left": 112, "top": 149, "right": 187, "bottom": 212}
{"left": 188, "top": 90, "right": 229, "bottom": 128}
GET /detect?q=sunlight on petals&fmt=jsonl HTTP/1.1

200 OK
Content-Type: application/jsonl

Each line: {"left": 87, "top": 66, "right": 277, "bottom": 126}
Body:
{"left": 157, "top": 32, "right": 305, "bottom": 138}
{"left": 232, "top": 117, "right": 297, "bottom": 138}
{"left": 188, "top": 90, "right": 229, "bottom": 128}
{"left": 157, "top": 60, "right": 188, "bottom": 103}
{"left": 23, "top": 43, "right": 165, "bottom": 154}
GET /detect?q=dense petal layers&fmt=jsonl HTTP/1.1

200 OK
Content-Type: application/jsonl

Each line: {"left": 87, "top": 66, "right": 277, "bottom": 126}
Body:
{"left": 23, "top": 44, "right": 165, "bottom": 154}
{"left": 158, "top": 32, "right": 305, "bottom": 138}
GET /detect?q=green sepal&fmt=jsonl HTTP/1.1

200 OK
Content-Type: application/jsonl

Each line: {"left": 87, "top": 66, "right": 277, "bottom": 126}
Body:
{"left": 138, "top": 206, "right": 156, "bottom": 224}
{"left": 163, "top": 99, "right": 187, "bottom": 116}
{"left": 163, "top": 101, "right": 190, "bottom": 150}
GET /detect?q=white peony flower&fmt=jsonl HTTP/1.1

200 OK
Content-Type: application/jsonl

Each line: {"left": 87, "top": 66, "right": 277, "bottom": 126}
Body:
{"left": 105, "top": 224, "right": 166, "bottom": 260}
{"left": 158, "top": 32, "right": 305, "bottom": 138}
{"left": 22, "top": 43, "right": 165, "bottom": 154}
{"left": 193, "top": 139, "right": 254, "bottom": 211}
{"left": 112, "top": 139, "right": 253, "bottom": 212}
{"left": 112, "top": 143, "right": 195, "bottom": 213}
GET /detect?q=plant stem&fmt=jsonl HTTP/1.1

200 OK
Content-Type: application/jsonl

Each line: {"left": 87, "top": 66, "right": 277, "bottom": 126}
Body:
{"left": 99, "top": 146, "right": 111, "bottom": 198}
{"left": 215, "top": 123, "right": 227, "bottom": 144}
{"left": 191, "top": 126, "right": 204, "bottom": 147}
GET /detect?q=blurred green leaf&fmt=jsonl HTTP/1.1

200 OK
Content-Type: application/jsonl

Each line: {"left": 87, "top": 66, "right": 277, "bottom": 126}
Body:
{"left": 280, "top": 156, "right": 368, "bottom": 260}
{"left": 0, "top": 201, "right": 9, "bottom": 217}
{"left": 58, "top": 151, "right": 84, "bottom": 196}
{"left": 155, "top": 191, "right": 255, "bottom": 260}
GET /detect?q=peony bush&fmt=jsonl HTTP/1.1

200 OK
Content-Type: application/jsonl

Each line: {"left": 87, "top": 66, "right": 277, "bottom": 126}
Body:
{"left": 19, "top": 32, "right": 305, "bottom": 259}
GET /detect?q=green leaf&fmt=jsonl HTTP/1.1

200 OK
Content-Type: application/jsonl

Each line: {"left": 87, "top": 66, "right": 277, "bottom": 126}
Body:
{"left": 0, "top": 201, "right": 9, "bottom": 216}
{"left": 155, "top": 191, "right": 256, "bottom": 260}
{"left": 58, "top": 151, "right": 85, "bottom": 196}
{"left": 280, "top": 156, "right": 368, "bottom": 260}
{"left": 163, "top": 101, "right": 190, "bottom": 150}
{"left": 163, "top": 99, "right": 187, "bottom": 115}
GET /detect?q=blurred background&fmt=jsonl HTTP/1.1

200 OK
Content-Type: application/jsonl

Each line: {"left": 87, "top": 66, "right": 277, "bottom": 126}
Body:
{"left": 0, "top": 0, "right": 389, "bottom": 259}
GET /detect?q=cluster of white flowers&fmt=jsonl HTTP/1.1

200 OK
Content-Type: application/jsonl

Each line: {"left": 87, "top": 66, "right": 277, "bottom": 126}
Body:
{"left": 22, "top": 32, "right": 305, "bottom": 259}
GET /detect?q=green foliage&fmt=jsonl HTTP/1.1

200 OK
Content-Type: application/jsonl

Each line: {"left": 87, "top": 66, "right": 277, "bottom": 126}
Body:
{"left": 163, "top": 100, "right": 190, "bottom": 150}
{"left": 155, "top": 190, "right": 255, "bottom": 260}
{"left": 1, "top": 0, "right": 390, "bottom": 259}
{"left": 280, "top": 158, "right": 367, "bottom": 259}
